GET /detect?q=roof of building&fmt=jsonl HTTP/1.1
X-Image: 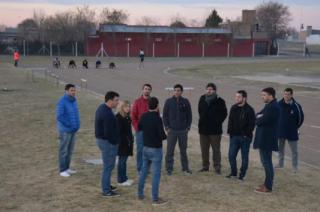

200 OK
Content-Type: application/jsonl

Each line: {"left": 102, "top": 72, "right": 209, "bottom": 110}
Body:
{"left": 99, "top": 24, "right": 231, "bottom": 34}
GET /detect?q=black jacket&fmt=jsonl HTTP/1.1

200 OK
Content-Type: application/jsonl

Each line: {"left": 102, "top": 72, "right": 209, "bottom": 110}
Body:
{"left": 198, "top": 95, "right": 228, "bottom": 135}
{"left": 95, "top": 104, "right": 119, "bottom": 145}
{"left": 138, "top": 111, "right": 167, "bottom": 148}
{"left": 227, "top": 103, "right": 256, "bottom": 138}
{"left": 116, "top": 113, "right": 134, "bottom": 156}
{"left": 253, "top": 99, "right": 280, "bottom": 151}
{"left": 163, "top": 96, "right": 192, "bottom": 131}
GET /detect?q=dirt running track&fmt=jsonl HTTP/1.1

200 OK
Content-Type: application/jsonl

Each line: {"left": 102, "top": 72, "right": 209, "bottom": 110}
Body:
{"left": 37, "top": 57, "right": 320, "bottom": 170}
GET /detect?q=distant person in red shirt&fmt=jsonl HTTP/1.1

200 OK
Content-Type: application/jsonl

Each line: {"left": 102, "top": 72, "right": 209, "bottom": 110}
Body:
{"left": 13, "top": 50, "right": 20, "bottom": 67}
{"left": 131, "top": 84, "right": 152, "bottom": 173}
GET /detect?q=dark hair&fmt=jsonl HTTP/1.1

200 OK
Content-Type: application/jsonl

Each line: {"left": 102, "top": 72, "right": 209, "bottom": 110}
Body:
{"left": 284, "top": 87, "right": 293, "bottom": 95}
{"left": 142, "top": 83, "right": 152, "bottom": 90}
{"left": 206, "top": 83, "right": 217, "bottom": 90}
{"left": 174, "top": 84, "right": 183, "bottom": 91}
{"left": 262, "top": 87, "right": 276, "bottom": 98}
{"left": 65, "top": 84, "right": 75, "bottom": 91}
{"left": 148, "top": 97, "right": 159, "bottom": 110}
{"left": 105, "top": 91, "right": 119, "bottom": 102}
{"left": 237, "top": 90, "right": 247, "bottom": 98}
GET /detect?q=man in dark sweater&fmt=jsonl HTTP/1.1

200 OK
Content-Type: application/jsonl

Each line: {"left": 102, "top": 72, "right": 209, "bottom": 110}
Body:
{"left": 163, "top": 84, "right": 192, "bottom": 175}
{"left": 198, "top": 83, "right": 227, "bottom": 174}
{"left": 138, "top": 97, "right": 168, "bottom": 206}
{"left": 95, "top": 91, "right": 120, "bottom": 197}
{"left": 254, "top": 87, "right": 280, "bottom": 194}
{"left": 226, "top": 90, "right": 255, "bottom": 180}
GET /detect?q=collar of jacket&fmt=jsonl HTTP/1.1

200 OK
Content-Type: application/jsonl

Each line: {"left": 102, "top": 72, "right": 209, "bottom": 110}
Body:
{"left": 64, "top": 94, "right": 76, "bottom": 102}
{"left": 280, "top": 98, "right": 295, "bottom": 105}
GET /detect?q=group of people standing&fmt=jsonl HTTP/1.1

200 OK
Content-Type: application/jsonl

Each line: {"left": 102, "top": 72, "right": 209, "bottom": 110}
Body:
{"left": 56, "top": 82, "right": 304, "bottom": 206}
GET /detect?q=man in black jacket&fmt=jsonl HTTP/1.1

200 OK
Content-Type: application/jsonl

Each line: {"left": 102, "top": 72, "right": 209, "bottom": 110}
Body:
{"left": 95, "top": 91, "right": 120, "bottom": 197}
{"left": 198, "top": 83, "right": 227, "bottom": 174}
{"left": 163, "top": 84, "right": 192, "bottom": 175}
{"left": 226, "top": 90, "right": 255, "bottom": 180}
{"left": 254, "top": 87, "right": 280, "bottom": 194}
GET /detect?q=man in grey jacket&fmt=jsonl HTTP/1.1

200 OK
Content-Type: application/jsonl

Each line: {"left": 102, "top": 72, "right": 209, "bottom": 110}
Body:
{"left": 163, "top": 84, "right": 192, "bottom": 175}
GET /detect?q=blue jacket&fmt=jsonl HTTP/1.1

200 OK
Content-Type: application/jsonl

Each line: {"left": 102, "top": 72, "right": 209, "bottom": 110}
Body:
{"left": 163, "top": 96, "right": 192, "bottom": 131}
{"left": 56, "top": 94, "right": 80, "bottom": 133}
{"left": 95, "top": 104, "right": 119, "bottom": 145}
{"left": 253, "top": 99, "right": 280, "bottom": 151}
{"left": 278, "top": 98, "right": 304, "bottom": 141}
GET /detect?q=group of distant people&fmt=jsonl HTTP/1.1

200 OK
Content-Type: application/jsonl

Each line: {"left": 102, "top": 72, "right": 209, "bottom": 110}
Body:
{"left": 52, "top": 58, "right": 109, "bottom": 69}
{"left": 56, "top": 82, "right": 304, "bottom": 205}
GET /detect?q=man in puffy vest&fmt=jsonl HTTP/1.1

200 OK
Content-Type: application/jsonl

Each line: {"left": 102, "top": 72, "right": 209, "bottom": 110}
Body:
{"left": 13, "top": 50, "right": 20, "bottom": 67}
{"left": 275, "top": 88, "right": 304, "bottom": 173}
{"left": 56, "top": 84, "right": 80, "bottom": 177}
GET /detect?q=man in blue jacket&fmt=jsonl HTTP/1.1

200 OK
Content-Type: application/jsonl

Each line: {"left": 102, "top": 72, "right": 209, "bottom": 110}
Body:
{"left": 56, "top": 84, "right": 80, "bottom": 177}
{"left": 254, "top": 87, "right": 280, "bottom": 194}
{"left": 276, "top": 88, "right": 304, "bottom": 173}
{"left": 163, "top": 84, "right": 192, "bottom": 175}
{"left": 95, "top": 91, "right": 120, "bottom": 197}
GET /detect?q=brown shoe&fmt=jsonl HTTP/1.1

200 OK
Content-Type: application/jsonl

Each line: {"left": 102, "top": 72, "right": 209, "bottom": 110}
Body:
{"left": 256, "top": 184, "right": 265, "bottom": 189}
{"left": 254, "top": 185, "right": 272, "bottom": 194}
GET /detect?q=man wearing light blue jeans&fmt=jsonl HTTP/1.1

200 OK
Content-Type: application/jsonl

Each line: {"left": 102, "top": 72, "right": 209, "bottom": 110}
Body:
{"left": 95, "top": 91, "right": 120, "bottom": 197}
{"left": 137, "top": 97, "right": 168, "bottom": 205}
{"left": 56, "top": 84, "right": 80, "bottom": 177}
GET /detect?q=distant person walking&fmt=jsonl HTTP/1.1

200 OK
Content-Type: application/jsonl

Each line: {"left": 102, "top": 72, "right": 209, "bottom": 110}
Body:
{"left": 254, "top": 87, "right": 280, "bottom": 194}
{"left": 226, "top": 90, "right": 255, "bottom": 180}
{"left": 198, "top": 83, "right": 227, "bottom": 175}
{"left": 164, "top": 84, "right": 192, "bottom": 175}
{"left": 305, "top": 46, "right": 311, "bottom": 57}
{"left": 116, "top": 100, "right": 134, "bottom": 186}
{"left": 95, "top": 91, "right": 120, "bottom": 197}
{"left": 138, "top": 97, "right": 168, "bottom": 206}
{"left": 56, "top": 84, "right": 80, "bottom": 177}
{"left": 13, "top": 50, "right": 20, "bottom": 67}
{"left": 131, "top": 84, "right": 152, "bottom": 174}
{"left": 275, "top": 88, "right": 304, "bottom": 173}
{"left": 138, "top": 49, "right": 145, "bottom": 69}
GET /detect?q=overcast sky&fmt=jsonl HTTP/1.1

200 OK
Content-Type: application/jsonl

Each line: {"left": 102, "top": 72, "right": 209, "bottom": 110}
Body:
{"left": 1, "top": 0, "right": 319, "bottom": 29}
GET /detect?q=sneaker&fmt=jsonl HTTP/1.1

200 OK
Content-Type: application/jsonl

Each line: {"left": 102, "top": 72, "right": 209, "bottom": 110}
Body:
{"left": 198, "top": 168, "right": 209, "bottom": 172}
{"left": 238, "top": 176, "right": 245, "bottom": 181}
{"left": 183, "top": 170, "right": 192, "bottom": 175}
{"left": 60, "top": 171, "right": 70, "bottom": 177}
{"left": 226, "top": 174, "right": 237, "bottom": 179}
{"left": 274, "top": 165, "right": 284, "bottom": 169}
{"left": 215, "top": 170, "right": 222, "bottom": 175}
{"left": 110, "top": 185, "right": 117, "bottom": 191}
{"left": 118, "top": 179, "right": 134, "bottom": 186}
{"left": 167, "top": 171, "right": 172, "bottom": 176}
{"left": 254, "top": 185, "right": 272, "bottom": 194}
{"left": 67, "top": 169, "right": 77, "bottom": 174}
{"left": 152, "top": 198, "right": 168, "bottom": 206}
{"left": 256, "top": 184, "right": 265, "bottom": 189}
{"left": 102, "top": 191, "right": 120, "bottom": 198}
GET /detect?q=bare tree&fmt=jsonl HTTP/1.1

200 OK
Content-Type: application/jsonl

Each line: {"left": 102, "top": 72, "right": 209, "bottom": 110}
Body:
{"left": 0, "top": 24, "right": 6, "bottom": 32}
{"left": 256, "top": 1, "right": 291, "bottom": 39}
{"left": 136, "top": 16, "right": 158, "bottom": 26}
{"left": 99, "top": 7, "right": 128, "bottom": 24}
{"left": 73, "top": 6, "right": 96, "bottom": 42}
{"left": 170, "top": 16, "right": 187, "bottom": 28}
{"left": 17, "top": 18, "right": 39, "bottom": 42}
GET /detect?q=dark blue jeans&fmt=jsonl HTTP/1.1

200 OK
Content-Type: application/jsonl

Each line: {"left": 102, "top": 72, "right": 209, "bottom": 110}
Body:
{"left": 117, "top": 156, "right": 128, "bottom": 183}
{"left": 96, "top": 138, "right": 118, "bottom": 194}
{"left": 59, "top": 132, "right": 76, "bottom": 172}
{"left": 259, "top": 149, "right": 274, "bottom": 191}
{"left": 138, "top": 147, "right": 163, "bottom": 201}
{"left": 228, "top": 136, "right": 251, "bottom": 177}
{"left": 136, "top": 131, "right": 144, "bottom": 173}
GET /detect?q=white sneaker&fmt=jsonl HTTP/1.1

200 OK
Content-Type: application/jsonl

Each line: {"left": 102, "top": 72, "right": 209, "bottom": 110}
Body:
{"left": 60, "top": 171, "right": 70, "bottom": 177}
{"left": 118, "top": 179, "right": 134, "bottom": 186}
{"left": 67, "top": 169, "right": 77, "bottom": 174}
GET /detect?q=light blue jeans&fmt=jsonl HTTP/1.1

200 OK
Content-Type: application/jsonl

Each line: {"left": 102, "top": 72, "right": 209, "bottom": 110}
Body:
{"left": 59, "top": 132, "right": 76, "bottom": 172}
{"left": 278, "top": 139, "right": 298, "bottom": 170}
